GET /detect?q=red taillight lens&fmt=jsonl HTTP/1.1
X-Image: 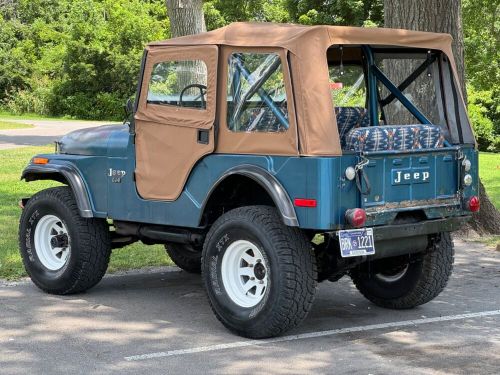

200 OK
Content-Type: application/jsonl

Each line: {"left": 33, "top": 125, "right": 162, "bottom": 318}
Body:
{"left": 345, "top": 208, "right": 367, "bottom": 227}
{"left": 294, "top": 198, "right": 317, "bottom": 208}
{"left": 467, "top": 196, "right": 480, "bottom": 212}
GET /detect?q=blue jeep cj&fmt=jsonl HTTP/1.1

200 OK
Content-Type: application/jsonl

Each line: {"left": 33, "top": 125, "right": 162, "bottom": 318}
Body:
{"left": 19, "top": 23, "right": 479, "bottom": 338}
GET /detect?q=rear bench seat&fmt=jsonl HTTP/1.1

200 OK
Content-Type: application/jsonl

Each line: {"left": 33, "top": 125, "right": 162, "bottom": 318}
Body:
{"left": 335, "top": 107, "right": 370, "bottom": 148}
{"left": 335, "top": 106, "right": 445, "bottom": 152}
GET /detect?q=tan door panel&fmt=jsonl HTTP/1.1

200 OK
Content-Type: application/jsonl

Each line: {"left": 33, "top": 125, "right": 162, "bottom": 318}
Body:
{"left": 134, "top": 45, "right": 218, "bottom": 201}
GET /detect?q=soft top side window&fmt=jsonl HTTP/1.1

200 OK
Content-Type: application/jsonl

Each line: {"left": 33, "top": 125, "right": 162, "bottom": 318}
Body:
{"left": 227, "top": 52, "right": 289, "bottom": 133}
{"left": 147, "top": 59, "right": 208, "bottom": 109}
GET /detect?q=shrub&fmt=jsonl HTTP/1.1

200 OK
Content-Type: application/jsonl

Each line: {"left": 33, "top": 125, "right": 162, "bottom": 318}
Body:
{"left": 4, "top": 76, "right": 54, "bottom": 116}
{"left": 467, "top": 86, "right": 498, "bottom": 152}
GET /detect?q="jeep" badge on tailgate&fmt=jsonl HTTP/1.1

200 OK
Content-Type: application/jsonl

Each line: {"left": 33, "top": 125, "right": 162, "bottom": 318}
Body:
{"left": 392, "top": 167, "right": 430, "bottom": 185}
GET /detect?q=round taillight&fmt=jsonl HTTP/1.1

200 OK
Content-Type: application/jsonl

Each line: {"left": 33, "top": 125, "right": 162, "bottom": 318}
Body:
{"left": 463, "top": 174, "right": 473, "bottom": 186}
{"left": 346, "top": 208, "right": 367, "bottom": 227}
{"left": 467, "top": 196, "right": 480, "bottom": 212}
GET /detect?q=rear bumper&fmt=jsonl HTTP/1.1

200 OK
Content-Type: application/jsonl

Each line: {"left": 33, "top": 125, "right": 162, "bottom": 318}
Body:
{"left": 372, "top": 215, "right": 471, "bottom": 241}
{"left": 327, "top": 215, "right": 470, "bottom": 261}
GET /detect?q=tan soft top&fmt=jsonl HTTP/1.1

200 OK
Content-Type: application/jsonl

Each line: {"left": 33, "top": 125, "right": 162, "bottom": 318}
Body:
{"left": 135, "top": 23, "right": 470, "bottom": 200}
{"left": 145, "top": 23, "right": 462, "bottom": 157}
{"left": 149, "top": 22, "right": 453, "bottom": 55}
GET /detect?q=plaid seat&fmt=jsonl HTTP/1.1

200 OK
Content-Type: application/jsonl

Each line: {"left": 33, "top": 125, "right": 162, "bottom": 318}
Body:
{"left": 344, "top": 124, "right": 445, "bottom": 152}
{"left": 335, "top": 107, "right": 370, "bottom": 148}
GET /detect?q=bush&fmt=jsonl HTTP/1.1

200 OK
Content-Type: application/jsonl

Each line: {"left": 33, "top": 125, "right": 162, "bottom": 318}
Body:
{"left": 56, "top": 92, "right": 126, "bottom": 121}
{"left": 4, "top": 76, "right": 54, "bottom": 116}
{"left": 0, "top": 0, "right": 168, "bottom": 121}
{"left": 467, "top": 86, "right": 499, "bottom": 152}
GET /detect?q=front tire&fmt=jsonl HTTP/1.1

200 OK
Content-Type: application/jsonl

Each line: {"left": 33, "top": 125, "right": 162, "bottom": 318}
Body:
{"left": 19, "top": 187, "right": 111, "bottom": 295}
{"left": 350, "top": 232, "right": 454, "bottom": 309}
{"left": 202, "top": 206, "right": 317, "bottom": 339}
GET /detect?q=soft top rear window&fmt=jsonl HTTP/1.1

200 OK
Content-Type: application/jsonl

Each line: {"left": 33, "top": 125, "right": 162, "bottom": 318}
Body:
{"left": 327, "top": 45, "right": 474, "bottom": 145}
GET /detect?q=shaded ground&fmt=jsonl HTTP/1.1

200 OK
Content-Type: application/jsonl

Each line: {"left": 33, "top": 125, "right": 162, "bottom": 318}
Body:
{"left": 1, "top": 239, "right": 499, "bottom": 374}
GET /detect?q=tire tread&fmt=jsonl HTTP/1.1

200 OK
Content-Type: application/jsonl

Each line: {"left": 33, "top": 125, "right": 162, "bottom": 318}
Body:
{"left": 19, "top": 186, "right": 111, "bottom": 295}
{"left": 202, "top": 206, "right": 317, "bottom": 338}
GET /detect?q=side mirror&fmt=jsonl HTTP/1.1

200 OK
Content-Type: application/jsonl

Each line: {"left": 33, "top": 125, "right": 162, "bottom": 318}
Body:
{"left": 124, "top": 97, "right": 134, "bottom": 120}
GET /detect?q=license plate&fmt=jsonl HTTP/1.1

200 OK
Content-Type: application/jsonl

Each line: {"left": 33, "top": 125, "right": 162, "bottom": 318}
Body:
{"left": 338, "top": 228, "right": 375, "bottom": 258}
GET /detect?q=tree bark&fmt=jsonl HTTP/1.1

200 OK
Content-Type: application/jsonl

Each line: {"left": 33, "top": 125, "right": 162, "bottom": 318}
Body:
{"left": 384, "top": 0, "right": 466, "bottom": 94}
{"left": 384, "top": 0, "right": 500, "bottom": 234}
{"left": 165, "top": 0, "right": 206, "bottom": 37}
{"left": 165, "top": 0, "right": 207, "bottom": 99}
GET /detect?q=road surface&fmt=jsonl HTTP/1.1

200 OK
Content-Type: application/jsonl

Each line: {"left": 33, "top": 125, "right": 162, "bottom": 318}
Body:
{"left": 1, "top": 239, "right": 499, "bottom": 374}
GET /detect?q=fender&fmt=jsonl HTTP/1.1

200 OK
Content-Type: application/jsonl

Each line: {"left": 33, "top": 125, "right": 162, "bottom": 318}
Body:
{"left": 21, "top": 162, "right": 94, "bottom": 218}
{"left": 201, "top": 164, "right": 299, "bottom": 227}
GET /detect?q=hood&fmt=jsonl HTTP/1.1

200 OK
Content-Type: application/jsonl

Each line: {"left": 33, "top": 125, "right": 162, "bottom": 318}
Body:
{"left": 58, "top": 124, "right": 128, "bottom": 156}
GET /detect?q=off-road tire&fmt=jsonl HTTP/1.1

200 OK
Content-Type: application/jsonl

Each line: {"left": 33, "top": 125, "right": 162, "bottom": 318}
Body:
{"left": 350, "top": 232, "right": 454, "bottom": 309}
{"left": 19, "top": 186, "right": 111, "bottom": 295}
{"left": 165, "top": 243, "right": 202, "bottom": 274}
{"left": 202, "top": 206, "right": 317, "bottom": 339}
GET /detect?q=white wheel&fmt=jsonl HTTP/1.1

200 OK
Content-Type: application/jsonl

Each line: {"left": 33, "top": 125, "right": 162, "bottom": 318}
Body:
{"left": 375, "top": 264, "right": 409, "bottom": 283}
{"left": 202, "top": 206, "right": 317, "bottom": 338}
{"left": 220, "top": 240, "right": 269, "bottom": 308}
{"left": 33, "top": 214, "right": 71, "bottom": 271}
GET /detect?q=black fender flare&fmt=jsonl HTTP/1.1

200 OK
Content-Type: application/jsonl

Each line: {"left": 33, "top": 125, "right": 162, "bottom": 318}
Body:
{"left": 200, "top": 165, "right": 299, "bottom": 227}
{"left": 21, "top": 163, "right": 94, "bottom": 218}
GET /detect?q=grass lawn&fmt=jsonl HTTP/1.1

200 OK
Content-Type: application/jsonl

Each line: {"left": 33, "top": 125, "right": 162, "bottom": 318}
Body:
{"left": 0, "top": 120, "right": 34, "bottom": 130}
{"left": 0, "top": 110, "right": 68, "bottom": 121}
{"left": 0, "top": 146, "right": 498, "bottom": 280}
{"left": 0, "top": 145, "right": 171, "bottom": 280}
{"left": 0, "top": 110, "right": 114, "bottom": 122}
{"left": 479, "top": 152, "right": 500, "bottom": 210}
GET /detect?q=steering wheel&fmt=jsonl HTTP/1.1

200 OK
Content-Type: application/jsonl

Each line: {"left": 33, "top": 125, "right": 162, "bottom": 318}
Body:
{"left": 179, "top": 84, "right": 207, "bottom": 108}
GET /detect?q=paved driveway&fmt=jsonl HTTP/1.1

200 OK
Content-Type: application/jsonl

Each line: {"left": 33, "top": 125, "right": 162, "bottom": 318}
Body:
{"left": 1, "top": 239, "right": 499, "bottom": 374}
{"left": 0, "top": 119, "right": 111, "bottom": 150}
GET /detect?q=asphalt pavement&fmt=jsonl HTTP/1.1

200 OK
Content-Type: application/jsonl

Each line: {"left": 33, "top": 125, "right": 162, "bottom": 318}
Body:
{"left": 1, "top": 239, "right": 499, "bottom": 374}
{"left": 0, "top": 119, "right": 110, "bottom": 150}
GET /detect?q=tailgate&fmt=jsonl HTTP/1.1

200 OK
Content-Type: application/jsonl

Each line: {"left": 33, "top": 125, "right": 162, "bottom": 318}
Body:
{"left": 359, "top": 149, "right": 461, "bottom": 210}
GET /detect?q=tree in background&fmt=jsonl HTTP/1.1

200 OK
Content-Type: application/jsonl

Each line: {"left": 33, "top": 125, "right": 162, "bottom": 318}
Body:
{"left": 384, "top": 0, "right": 500, "bottom": 234}
{"left": 463, "top": 0, "right": 499, "bottom": 151}
{"left": 203, "top": 0, "right": 290, "bottom": 30}
{"left": 286, "top": 0, "right": 383, "bottom": 26}
{"left": 0, "top": 0, "right": 169, "bottom": 120}
{"left": 165, "top": 0, "right": 205, "bottom": 36}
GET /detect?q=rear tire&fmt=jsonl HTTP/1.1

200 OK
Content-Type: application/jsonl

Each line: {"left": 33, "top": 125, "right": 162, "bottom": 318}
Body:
{"left": 350, "top": 232, "right": 454, "bottom": 309}
{"left": 165, "top": 243, "right": 202, "bottom": 274}
{"left": 202, "top": 206, "right": 317, "bottom": 338}
{"left": 19, "top": 187, "right": 111, "bottom": 295}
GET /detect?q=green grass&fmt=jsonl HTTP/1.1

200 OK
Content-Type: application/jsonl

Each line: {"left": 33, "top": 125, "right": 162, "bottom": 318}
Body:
{"left": 470, "top": 235, "right": 500, "bottom": 249}
{"left": 0, "top": 110, "right": 69, "bottom": 121}
{"left": 0, "top": 120, "right": 34, "bottom": 130}
{"left": 0, "top": 110, "right": 112, "bottom": 122}
{"left": 0, "top": 145, "right": 171, "bottom": 280}
{"left": 479, "top": 152, "right": 500, "bottom": 210}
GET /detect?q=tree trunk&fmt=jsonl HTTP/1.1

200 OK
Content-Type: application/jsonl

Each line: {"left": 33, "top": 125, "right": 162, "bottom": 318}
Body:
{"left": 165, "top": 0, "right": 206, "bottom": 37}
{"left": 165, "top": 0, "right": 207, "bottom": 99}
{"left": 384, "top": 0, "right": 466, "bottom": 94}
{"left": 384, "top": 0, "right": 500, "bottom": 234}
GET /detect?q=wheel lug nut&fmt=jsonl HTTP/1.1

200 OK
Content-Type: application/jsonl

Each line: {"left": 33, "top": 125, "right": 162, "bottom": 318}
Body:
{"left": 250, "top": 277, "right": 255, "bottom": 281}
{"left": 259, "top": 280, "right": 264, "bottom": 284}
{"left": 256, "top": 259, "right": 262, "bottom": 263}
